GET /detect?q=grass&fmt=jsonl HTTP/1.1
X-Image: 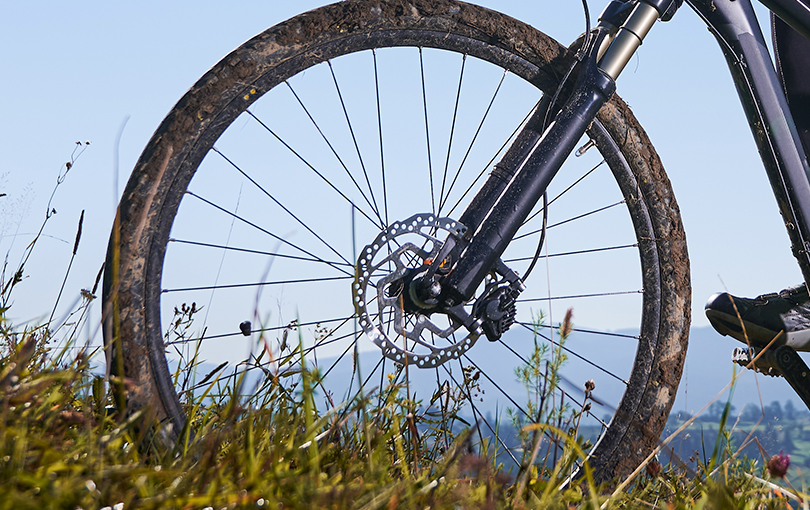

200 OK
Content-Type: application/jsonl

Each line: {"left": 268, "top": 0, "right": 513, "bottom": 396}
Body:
{"left": 2, "top": 156, "right": 808, "bottom": 508}
{"left": 3, "top": 311, "right": 809, "bottom": 509}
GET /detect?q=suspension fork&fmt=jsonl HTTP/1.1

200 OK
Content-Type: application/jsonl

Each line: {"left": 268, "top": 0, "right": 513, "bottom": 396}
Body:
{"left": 436, "top": 0, "right": 683, "bottom": 305}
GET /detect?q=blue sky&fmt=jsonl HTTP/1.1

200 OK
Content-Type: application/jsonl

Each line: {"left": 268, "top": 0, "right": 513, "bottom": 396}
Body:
{"left": 0, "top": 0, "right": 801, "bottom": 409}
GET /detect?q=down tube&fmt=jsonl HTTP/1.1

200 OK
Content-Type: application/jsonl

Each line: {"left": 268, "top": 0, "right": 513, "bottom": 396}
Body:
{"left": 688, "top": 0, "right": 810, "bottom": 283}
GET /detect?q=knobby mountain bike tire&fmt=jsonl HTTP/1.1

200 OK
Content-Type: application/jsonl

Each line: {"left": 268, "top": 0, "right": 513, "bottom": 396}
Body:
{"left": 103, "top": 0, "right": 690, "bottom": 483}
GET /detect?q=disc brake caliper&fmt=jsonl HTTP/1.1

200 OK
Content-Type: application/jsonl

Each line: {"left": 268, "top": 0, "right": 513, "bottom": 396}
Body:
{"left": 473, "top": 260, "right": 525, "bottom": 342}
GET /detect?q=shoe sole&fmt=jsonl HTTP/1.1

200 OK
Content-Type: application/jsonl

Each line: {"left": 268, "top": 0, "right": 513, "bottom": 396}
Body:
{"left": 705, "top": 308, "right": 783, "bottom": 346}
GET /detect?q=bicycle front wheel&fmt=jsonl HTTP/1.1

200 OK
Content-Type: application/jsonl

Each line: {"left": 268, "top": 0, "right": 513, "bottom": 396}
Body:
{"left": 104, "top": 0, "right": 690, "bottom": 483}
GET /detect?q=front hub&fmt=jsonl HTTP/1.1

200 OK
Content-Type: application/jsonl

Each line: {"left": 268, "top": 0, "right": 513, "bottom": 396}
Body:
{"left": 386, "top": 264, "right": 446, "bottom": 314}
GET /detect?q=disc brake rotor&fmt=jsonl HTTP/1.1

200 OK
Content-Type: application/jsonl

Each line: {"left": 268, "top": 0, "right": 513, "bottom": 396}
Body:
{"left": 353, "top": 213, "right": 480, "bottom": 368}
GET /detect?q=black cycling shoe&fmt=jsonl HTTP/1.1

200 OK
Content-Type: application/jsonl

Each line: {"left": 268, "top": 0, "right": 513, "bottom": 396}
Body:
{"left": 705, "top": 284, "right": 810, "bottom": 350}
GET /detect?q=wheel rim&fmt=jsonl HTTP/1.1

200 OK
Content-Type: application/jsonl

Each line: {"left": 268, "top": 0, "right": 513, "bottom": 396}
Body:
{"left": 142, "top": 28, "right": 663, "bottom": 474}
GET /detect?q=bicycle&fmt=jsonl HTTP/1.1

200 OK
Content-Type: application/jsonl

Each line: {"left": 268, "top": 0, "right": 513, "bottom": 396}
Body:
{"left": 102, "top": 0, "right": 810, "bottom": 482}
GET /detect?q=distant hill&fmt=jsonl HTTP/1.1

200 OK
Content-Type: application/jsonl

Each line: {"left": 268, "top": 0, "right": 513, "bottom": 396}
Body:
{"left": 171, "top": 324, "right": 810, "bottom": 429}
{"left": 307, "top": 325, "right": 808, "bottom": 420}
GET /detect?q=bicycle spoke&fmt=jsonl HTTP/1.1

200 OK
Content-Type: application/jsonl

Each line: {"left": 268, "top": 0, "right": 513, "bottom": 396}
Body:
{"left": 432, "top": 368, "right": 452, "bottom": 452}
{"left": 331, "top": 353, "right": 387, "bottom": 426}
{"left": 184, "top": 191, "right": 352, "bottom": 277}
{"left": 517, "top": 289, "right": 642, "bottom": 302}
{"left": 162, "top": 275, "right": 352, "bottom": 294}
{"left": 444, "top": 100, "right": 540, "bottom": 218}
{"left": 461, "top": 353, "right": 530, "bottom": 419}
{"left": 169, "top": 239, "right": 354, "bottom": 268}
{"left": 328, "top": 60, "right": 382, "bottom": 225}
{"left": 527, "top": 324, "right": 639, "bottom": 340}
{"left": 522, "top": 159, "right": 607, "bottom": 226}
{"left": 493, "top": 345, "right": 604, "bottom": 449}
{"left": 515, "top": 322, "right": 628, "bottom": 384}
{"left": 212, "top": 147, "right": 353, "bottom": 266}
{"left": 201, "top": 187, "right": 242, "bottom": 328}
{"left": 244, "top": 109, "right": 379, "bottom": 228}
{"left": 451, "top": 358, "right": 489, "bottom": 458}
{"left": 372, "top": 49, "right": 389, "bottom": 226}
{"left": 312, "top": 331, "right": 360, "bottom": 383}
{"left": 443, "top": 361, "right": 520, "bottom": 466}
{"left": 377, "top": 354, "right": 388, "bottom": 410}
{"left": 488, "top": 338, "right": 611, "bottom": 427}
{"left": 167, "top": 324, "right": 361, "bottom": 389}
{"left": 504, "top": 243, "right": 638, "bottom": 263}
{"left": 513, "top": 200, "right": 626, "bottom": 241}
{"left": 284, "top": 81, "right": 385, "bottom": 228}
{"left": 418, "top": 47, "right": 436, "bottom": 215}
{"left": 438, "top": 69, "right": 507, "bottom": 215}
{"left": 437, "top": 54, "right": 466, "bottom": 216}
{"left": 165, "top": 315, "right": 356, "bottom": 345}
{"left": 276, "top": 320, "right": 357, "bottom": 367}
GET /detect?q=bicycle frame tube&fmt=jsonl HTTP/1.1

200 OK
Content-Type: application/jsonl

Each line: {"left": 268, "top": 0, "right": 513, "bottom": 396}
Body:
{"left": 687, "top": 0, "right": 810, "bottom": 284}
{"left": 759, "top": 0, "right": 810, "bottom": 39}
